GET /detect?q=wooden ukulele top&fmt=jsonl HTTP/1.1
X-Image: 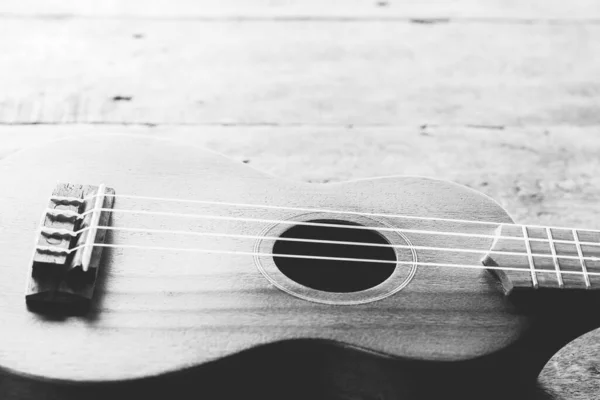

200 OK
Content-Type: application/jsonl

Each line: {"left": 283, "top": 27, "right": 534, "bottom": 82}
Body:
{"left": 0, "top": 134, "right": 598, "bottom": 386}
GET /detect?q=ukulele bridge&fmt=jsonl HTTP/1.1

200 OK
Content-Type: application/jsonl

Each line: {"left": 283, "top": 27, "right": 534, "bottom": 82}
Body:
{"left": 25, "top": 183, "right": 115, "bottom": 313}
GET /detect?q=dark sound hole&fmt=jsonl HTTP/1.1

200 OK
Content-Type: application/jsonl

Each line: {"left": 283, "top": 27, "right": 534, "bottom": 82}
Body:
{"left": 272, "top": 220, "right": 397, "bottom": 293}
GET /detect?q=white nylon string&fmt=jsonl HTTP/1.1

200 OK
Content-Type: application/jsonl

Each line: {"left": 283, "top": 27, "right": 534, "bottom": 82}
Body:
{"left": 37, "top": 193, "right": 600, "bottom": 280}
{"left": 49, "top": 242, "right": 600, "bottom": 277}
{"left": 75, "top": 207, "right": 600, "bottom": 248}
{"left": 74, "top": 192, "right": 600, "bottom": 236}
{"left": 89, "top": 225, "right": 600, "bottom": 264}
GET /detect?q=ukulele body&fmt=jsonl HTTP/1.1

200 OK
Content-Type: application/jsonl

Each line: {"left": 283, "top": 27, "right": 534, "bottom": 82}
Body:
{"left": 0, "top": 135, "right": 595, "bottom": 399}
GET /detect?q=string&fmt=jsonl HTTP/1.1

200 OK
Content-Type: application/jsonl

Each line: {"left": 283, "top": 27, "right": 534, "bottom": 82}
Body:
{"left": 37, "top": 242, "right": 600, "bottom": 277}
{"left": 72, "top": 192, "right": 600, "bottom": 235}
{"left": 86, "top": 225, "right": 600, "bottom": 264}
{"left": 36, "top": 193, "right": 600, "bottom": 281}
{"left": 73, "top": 207, "right": 600, "bottom": 248}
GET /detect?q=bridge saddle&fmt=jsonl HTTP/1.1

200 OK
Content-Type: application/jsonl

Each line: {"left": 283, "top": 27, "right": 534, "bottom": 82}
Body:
{"left": 25, "top": 183, "right": 115, "bottom": 313}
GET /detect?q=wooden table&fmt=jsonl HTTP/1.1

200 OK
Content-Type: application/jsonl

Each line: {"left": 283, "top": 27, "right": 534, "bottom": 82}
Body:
{"left": 1, "top": 1, "right": 599, "bottom": 398}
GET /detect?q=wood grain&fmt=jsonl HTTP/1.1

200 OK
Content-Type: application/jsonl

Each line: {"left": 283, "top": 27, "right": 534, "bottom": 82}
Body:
{"left": 2, "top": 0, "right": 600, "bottom": 20}
{"left": 1, "top": 20, "right": 599, "bottom": 126}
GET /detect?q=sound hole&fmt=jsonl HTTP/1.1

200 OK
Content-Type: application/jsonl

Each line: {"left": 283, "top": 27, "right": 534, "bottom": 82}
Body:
{"left": 272, "top": 220, "right": 397, "bottom": 293}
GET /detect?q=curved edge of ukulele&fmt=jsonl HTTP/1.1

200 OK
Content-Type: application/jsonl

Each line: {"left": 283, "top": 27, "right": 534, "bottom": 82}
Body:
{"left": 0, "top": 336, "right": 565, "bottom": 400}
{"left": 0, "top": 135, "right": 595, "bottom": 399}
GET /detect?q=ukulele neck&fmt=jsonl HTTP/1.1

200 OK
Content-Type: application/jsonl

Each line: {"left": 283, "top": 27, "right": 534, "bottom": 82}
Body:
{"left": 482, "top": 224, "right": 600, "bottom": 293}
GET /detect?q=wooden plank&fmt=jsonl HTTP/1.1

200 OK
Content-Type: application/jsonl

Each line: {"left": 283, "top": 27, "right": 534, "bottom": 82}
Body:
{"left": 1, "top": 20, "right": 600, "bottom": 126}
{"left": 1, "top": 124, "right": 600, "bottom": 228}
{"left": 2, "top": 0, "right": 600, "bottom": 20}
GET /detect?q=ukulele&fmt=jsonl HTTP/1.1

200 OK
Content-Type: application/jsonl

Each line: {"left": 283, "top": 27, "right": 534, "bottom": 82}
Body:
{"left": 0, "top": 134, "right": 598, "bottom": 400}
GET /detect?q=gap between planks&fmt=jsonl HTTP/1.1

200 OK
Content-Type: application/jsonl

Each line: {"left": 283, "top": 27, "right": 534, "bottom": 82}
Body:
{"left": 1, "top": 21, "right": 599, "bottom": 126}
{"left": 2, "top": 0, "right": 600, "bottom": 20}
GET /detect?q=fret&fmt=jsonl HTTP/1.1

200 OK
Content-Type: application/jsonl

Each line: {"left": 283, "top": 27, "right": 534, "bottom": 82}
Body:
{"left": 535, "top": 227, "right": 587, "bottom": 289}
{"left": 521, "top": 226, "right": 538, "bottom": 289}
{"left": 571, "top": 229, "right": 600, "bottom": 244}
{"left": 572, "top": 229, "right": 591, "bottom": 289}
{"left": 546, "top": 228, "right": 564, "bottom": 288}
{"left": 526, "top": 227, "right": 561, "bottom": 288}
{"left": 575, "top": 229, "right": 600, "bottom": 289}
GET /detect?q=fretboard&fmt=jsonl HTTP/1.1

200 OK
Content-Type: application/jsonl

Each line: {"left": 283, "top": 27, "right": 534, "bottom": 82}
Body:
{"left": 483, "top": 224, "right": 600, "bottom": 291}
